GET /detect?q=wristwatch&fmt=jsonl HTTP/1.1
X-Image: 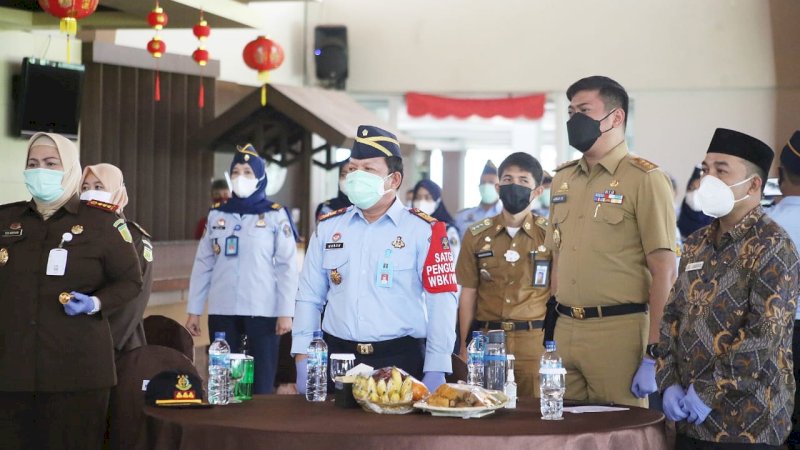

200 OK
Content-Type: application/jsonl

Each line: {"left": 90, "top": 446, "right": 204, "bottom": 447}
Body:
{"left": 646, "top": 343, "right": 660, "bottom": 359}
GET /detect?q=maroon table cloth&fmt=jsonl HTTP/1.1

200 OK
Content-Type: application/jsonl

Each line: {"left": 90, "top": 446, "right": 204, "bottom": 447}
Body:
{"left": 145, "top": 396, "right": 667, "bottom": 450}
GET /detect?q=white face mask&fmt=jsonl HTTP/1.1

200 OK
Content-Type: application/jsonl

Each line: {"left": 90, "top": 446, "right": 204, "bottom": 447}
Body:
{"left": 338, "top": 179, "right": 348, "bottom": 195}
{"left": 232, "top": 176, "right": 259, "bottom": 198}
{"left": 684, "top": 190, "right": 702, "bottom": 212}
{"left": 80, "top": 189, "right": 113, "bottom": 203}
{"left": 413, "top": 199, "right": 438, "bottom": 215}
{"left": 695, "top": 175, "right": 754, "bottom": 218}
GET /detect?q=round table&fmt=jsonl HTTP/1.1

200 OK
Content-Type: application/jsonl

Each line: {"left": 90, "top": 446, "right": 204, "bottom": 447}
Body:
{"left": 144, "top": 396, "right": 667, "bottom": 450}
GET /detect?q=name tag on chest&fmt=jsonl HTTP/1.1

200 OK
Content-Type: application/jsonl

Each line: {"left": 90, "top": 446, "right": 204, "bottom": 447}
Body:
{"left": 46, "top": 248, "right": 68, "bottom": 276}
{"left": 685, "top": 261, "right": 704, "bottom": 272}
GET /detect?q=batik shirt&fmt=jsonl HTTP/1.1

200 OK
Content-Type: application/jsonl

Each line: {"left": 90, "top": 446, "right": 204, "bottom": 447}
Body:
{"left": 656, "top": 207, "right": 800, "bottom": 445}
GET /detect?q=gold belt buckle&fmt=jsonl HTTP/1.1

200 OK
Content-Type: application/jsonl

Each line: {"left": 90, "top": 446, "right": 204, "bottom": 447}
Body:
{"left": 571, "top": 307, "right": 586, "bottom": 320}
{"left": 501, "top": 322, "right": 514, "bottom": 332}
{"left": 357, "top": 343, "right": 374, "bottom": 355}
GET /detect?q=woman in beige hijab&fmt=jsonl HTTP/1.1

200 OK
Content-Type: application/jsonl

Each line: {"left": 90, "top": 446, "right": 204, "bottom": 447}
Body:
{"left": 0, "top": 133, "right": 143, "bottom": 450}
{"left": 81, "top": 163, "right": 152, "bottom": 354}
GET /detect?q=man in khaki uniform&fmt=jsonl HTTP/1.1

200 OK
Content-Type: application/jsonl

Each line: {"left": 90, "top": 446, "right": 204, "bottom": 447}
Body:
{"left": 457, "top": 152, "right": 551, "bottom": 396}
{"left": 545, "top": 76, "right": 677, "bottom": 407}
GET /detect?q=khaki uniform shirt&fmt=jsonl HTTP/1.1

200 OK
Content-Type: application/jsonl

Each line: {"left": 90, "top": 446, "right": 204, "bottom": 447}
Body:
{"left": 456, "top": 211, "right": 550, "bottom": 321}
{"left": 545, "top": 141, "right": 676, "bottom": 307}
{"left": 0, "top": 197, "right": 142, "bottom": 392}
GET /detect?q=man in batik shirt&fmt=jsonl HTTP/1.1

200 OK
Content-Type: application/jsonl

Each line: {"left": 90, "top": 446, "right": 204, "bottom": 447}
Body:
{"left": 656, "top": 128, "right": 800, "bottom": 450}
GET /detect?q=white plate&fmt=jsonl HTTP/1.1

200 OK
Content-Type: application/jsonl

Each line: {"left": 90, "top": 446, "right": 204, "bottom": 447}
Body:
{"left": 413, "top": 401, "right": 507, "bottom": 419}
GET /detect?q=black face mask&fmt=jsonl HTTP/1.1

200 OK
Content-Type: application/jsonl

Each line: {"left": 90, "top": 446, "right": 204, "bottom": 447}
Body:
{"left": 566, "top": 109, "right": 616, "bottom": 153}
{"left": 499, "top": 183, "right": 533, "bottom": 215}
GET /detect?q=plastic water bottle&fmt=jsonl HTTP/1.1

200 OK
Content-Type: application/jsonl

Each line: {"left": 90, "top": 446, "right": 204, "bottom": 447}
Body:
{"left": 305, "top": 330, "right": 328, "bottom": 402}
{"left": 466, "top": 331, "right": 485, "bottom": 387}
{"left": 208, "top": 332, "right": 231, "bottom": 405}
{"left": 539, "top": 340, "right": 566, "bottom": 420}
{"left": 484, "top": 330, "right": 506, "bottom": 391}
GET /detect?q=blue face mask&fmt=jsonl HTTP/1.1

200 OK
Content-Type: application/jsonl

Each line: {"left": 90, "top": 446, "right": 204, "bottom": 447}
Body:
{"left": 24, "top": 168, "right": 65, "bottom": 203}
{"left": 345, "top": 170, "right": 392, "bottom": 210}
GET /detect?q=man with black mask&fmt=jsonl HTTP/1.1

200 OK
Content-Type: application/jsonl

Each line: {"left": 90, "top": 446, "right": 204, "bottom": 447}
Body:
{"left": 544, "top": 76, "right": 677, "bottom": 408}
{"left": 455, "top": 152, "right": 552, "bottom": 397}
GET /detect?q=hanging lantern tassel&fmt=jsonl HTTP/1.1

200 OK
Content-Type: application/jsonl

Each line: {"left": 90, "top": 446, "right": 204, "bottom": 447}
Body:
{"left": 60, "top": 17, "right": 77, "bottom": 63}
{"left": 198, "top": 80, "right": 205, "bottom": 108}
{"left": 155, "top": 70, "right": 161, "bottom": 102}
{"left": 259, "top": 70, "right": 270, "bottom": 106}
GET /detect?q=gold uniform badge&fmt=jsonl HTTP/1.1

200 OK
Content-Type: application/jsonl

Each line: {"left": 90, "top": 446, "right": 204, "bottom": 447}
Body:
{"left": 330, "top": 269, "right": 342, "bottom": 285}
{"left": 0, "top": 248, "right": 8, "bottom": 265}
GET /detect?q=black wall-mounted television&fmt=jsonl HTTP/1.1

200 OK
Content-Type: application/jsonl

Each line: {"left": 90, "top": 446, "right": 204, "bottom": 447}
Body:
{"left": 14, "top": 57, "right": 85, "bottom": 140}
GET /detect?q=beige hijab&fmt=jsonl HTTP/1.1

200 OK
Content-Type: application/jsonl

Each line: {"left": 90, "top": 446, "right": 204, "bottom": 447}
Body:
{"left": 26, "top": 132, "right": 81, "bottom": 220}
{"left": 81, "top": 163, "right": 129, "bottom": 213}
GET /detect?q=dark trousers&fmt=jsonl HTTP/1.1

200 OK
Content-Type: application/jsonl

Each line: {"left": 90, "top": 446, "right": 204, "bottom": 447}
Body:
{"left": 676, "top": 434, "right": 780, "bottom": 450}
{"left": 788, "top": 320, "right": 800, "bottom": 449}
{"left": 0, "top": 389, "right": 110, "bottom": 450}
{"left": 323, "top": 333, "right": 425, "bottom": 381}
{"left": 208, "top": 315, "right": 280, "bottom": 395}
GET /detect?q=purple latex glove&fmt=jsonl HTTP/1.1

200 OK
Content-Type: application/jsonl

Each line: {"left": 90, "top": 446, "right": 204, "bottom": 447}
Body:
{"left": 422, "top": 371, "right": 446, "bottom": 392}
{"left": 630, "top": 358, "right": 657, "bottom": 398}
{"left": 63, "top": 291, "right": 94, "bottom": 316}
{"left": 662, "top": 384, "right": 689, "bottom": 422}
{"left": 295, "top": 358, "right": 308, "bottom": 395}
{"left": 680, "top": 384, "right": 712, "bottom": 424}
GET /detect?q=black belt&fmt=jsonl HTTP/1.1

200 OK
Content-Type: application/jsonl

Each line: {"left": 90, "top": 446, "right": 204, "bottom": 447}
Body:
{"left": 481, "top": 320, "right": 544, "bottom": 332}
{"left": 323, "top": 333, "right": 422, "bottom": 356}
{"left": 556, "top": 302, "right": 648, "bottom": 320}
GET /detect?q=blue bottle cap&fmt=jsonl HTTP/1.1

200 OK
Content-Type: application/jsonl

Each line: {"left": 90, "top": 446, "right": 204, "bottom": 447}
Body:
{"left": 545, "top": 340, "right": 556, "bottom": 351}
{"left": 214, "top": 332, "right": 226, "bottom": 340}
{"left": 313, "top": 330, "right": 323, "bottom": 339}
{"left": 471, "top": 330, "right": 483, "bottom": 338}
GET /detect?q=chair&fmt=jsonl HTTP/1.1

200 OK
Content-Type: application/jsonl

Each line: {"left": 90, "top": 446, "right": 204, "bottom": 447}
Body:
{"left": 142, "top": 315, "right": 195, "bottom": 363}
{"left": 107, "top": 345, "right": 200, "bottom": 450}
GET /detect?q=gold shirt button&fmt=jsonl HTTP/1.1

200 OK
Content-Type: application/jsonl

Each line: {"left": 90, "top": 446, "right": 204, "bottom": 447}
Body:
{"left": 505, "top": 299, "right": 511, "bottom": 303}
{"left": 512, "top": 243, "right": 516, "bottom": 248}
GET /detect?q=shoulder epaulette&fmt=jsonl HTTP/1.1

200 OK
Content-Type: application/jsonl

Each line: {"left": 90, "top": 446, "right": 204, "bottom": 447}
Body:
{"left": 127, "top": 220, "right": 152, "bottom": 238}
{"left": 270, "top": 202, "right": 283, "bottom": 211}
{"left": 319, "top": 207, "right": 349, "bottom": 222}
{"left": 534, "top": 216, "right": 549, "bottom": 231}
{"left": 409, "top": 208, "right": 437, "bottom": 224}
{"left": 554, "top": 159, "right": 579, "bottom": 172}
{"left": 0, "top": 201, "right": 29, "bottom": 211}
{"left": 469, "top": 218, "right": 494, "bottom": 236}
{"left": 84, "top": 199, "right": 118, "bottom": 213}
{"left": 629, "top": 156, "right": 658, "bottom": 173}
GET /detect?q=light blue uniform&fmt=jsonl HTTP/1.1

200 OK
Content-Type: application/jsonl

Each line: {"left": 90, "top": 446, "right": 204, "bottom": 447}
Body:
{"left": 291, "top": 198, "right": 458, "bottom": 373}
{"left": 188, "top": 208, "right": 298, "bottom": 317}
{"left": 454, "top": 202, "right": 503, "bottom": 238}
{"left": 767, "top": 196, "right": 800, "bottom": 318}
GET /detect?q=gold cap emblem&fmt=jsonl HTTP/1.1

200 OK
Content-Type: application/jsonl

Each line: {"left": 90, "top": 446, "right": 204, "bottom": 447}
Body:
{"left": 71, "top": 225, "right": 83, "bottom": 235}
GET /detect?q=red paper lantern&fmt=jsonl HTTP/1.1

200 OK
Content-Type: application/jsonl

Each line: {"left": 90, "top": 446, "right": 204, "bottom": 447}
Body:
{"left": 147, "top": 37, "right": 166, "bottom": 58}
{"left": 38, "top": 0, "right": 99, "bottom": 63}
{"left": 243, "top": 36, "right": 284, "bottom": 106}
{"left": 147, "top": 6, "right": 168, "bottom": 30}
{"left": 193, "top": 19, "right": 211, "bottom": 41}
{"left": 192, "top": 48, "right": 209, "bottom": 66}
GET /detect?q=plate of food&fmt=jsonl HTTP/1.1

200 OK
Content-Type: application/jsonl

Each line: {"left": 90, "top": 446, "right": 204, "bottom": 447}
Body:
{"left": 351, "top": 367, "right": 429, "bottom": 414}
{"left": 414, "top": 383, "right": 508, "bottom": 419}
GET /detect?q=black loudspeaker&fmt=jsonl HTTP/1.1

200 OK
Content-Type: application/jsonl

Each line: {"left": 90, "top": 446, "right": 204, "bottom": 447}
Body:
{"left": 314, "top": 25, "right": 348, "bottom": 90}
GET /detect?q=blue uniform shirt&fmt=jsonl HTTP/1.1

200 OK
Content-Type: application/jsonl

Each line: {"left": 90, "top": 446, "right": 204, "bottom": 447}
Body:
{"left": 291, "top": 198, "right": 458, "bottom": 373}
{"left": 767, "top": 196, "right": 800, "bottom": 317}
{"left": 454, "top": 202, "right": 503, "bottom": 238}
{"left": 188, "top": 208, "right": 298, "bottom": 318}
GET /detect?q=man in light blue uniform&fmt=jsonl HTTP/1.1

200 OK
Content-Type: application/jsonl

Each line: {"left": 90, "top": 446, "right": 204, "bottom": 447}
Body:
{"left": 455, "top": 160, "right": 503, "bottom": 236}
{"left": 293, "top": 125, "right": 458, "bottom": 393}
{"left": 771, "top": 131, "right": 800, "bottom": 449}
{"left": 186, "top": 144, "right": 298, "bottom": 394}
